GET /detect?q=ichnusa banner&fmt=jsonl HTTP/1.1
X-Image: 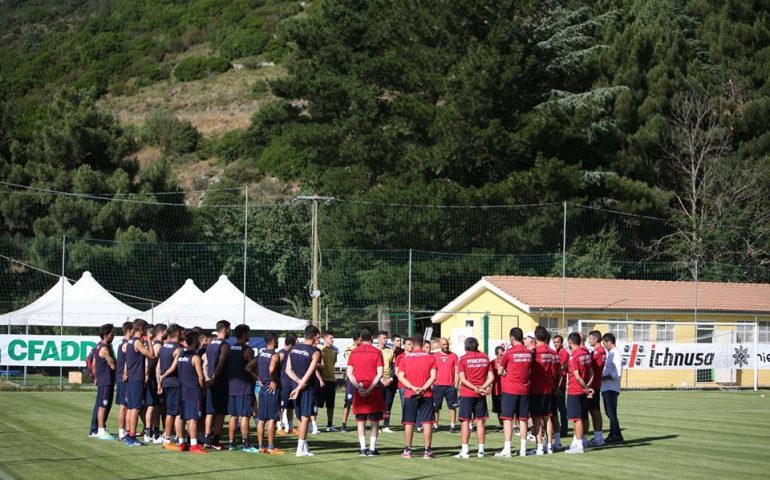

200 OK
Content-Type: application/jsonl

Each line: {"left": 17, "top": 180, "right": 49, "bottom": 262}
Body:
{"left": 0, "top": 335, "right": 100, "bottom": 367}
{"left": 618, "top": 342, "right": 770, "bottom": 370}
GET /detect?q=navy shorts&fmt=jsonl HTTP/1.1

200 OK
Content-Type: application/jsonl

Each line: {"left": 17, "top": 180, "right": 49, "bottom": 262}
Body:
{"left": 115, "top": 381, "right": 127, "bottom": 406}
{"left": 459, "top": 396, "right": 489, "bottom": 422}
{"left": 258, "top": 389, "right": 281, "bottom": 421}
{"left": 182, "top": 398, "right": 202, "bottom": 421}
{"left": 318, "top": 382, "right": 336, "bottom": 409}
{"left": 206, "top": 382, "right": 229, "bottom": 415}
{"left": 432, "top": 385, "right": 459, "bottom": 410}
{"left": 492, "top": 394, "right": 501, "bottom": 414}
{"left": 567, "top": 394, "right": 587, "bottom": 421}
{"left": 228, "top": 394, "right": 253, "bottom": 417}
{"left": 402, "top": 396, "right": 435, "bottom": 425}
{"left": 500, "top": 393, "right": 529, "bottom": 421}
{"left": 144, "top": 378, "right": 160, "bottom": 407}
{"left": 343, "top": 381, "right": 355, "bottom": 408}
{"left": 295, "top": 387, "right": 318, "bottom": 419}
{"left": 281, "top": 384, "right": 295, "bottom": 409}
{"left": 126, "top": 381, "right": 145, "bottom": 410}
{"left": 164, "top": 386, "right": 181, "bottom": 416}
{"left": 356, "top": 411, "right": 384, "bottom": 422}
{"left": 97, "top": 384, "right": 115, "bottom": 408}
{"left": 529, "top": 394, "right": 552, "bottom": 417}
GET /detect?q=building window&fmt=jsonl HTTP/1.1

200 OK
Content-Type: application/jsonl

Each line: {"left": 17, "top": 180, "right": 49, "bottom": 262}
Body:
{"left": 656, "top": 323, "right": 675, "bottom": 342}
{"left": 633, "top": 322, "right": 651, "bottom": 342}
{"left": 538, "top": 317, "right": 559, "bottom": 336}
{"left": 608, "top": 322, "right": 627, "bottom": 342}
{"left": 760, "top": 322, "right": 770, "bottom": 343}
{"left": 736, "top": 323, "right": 753, "bottom": 343}
{"left": 566, "top": 319, "right": 579, "bottom": 333}
{"left": 465, "top": 319, "right": 474, "bottom": 328}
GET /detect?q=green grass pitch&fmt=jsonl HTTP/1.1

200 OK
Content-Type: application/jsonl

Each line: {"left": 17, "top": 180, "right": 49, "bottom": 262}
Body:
{"left": 0, "top": 390, "right": 768, "bottom": 479}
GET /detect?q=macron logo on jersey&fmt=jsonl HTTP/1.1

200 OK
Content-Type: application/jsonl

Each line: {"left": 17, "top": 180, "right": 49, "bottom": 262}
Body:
{"left": 179, "top": 356, "right": 190, "bottom": 363}
{"left": 292, "top": 349, "right": 310, "bottom": 357}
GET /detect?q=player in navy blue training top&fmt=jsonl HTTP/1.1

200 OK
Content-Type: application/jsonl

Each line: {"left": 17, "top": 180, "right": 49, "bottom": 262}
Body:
{"left": 115, "top": 321, "right": 133, "bottom": 441}
{"left": 247, "top": 331, "right": 284, "bottom": 454}
{"left": 204, "top": 320, "right": 231, "bottom": 450}
{"left": 227, "top": 324, "right": 258, "bottom": 452}
{"left": 122, "top": 318, "right": 156, "bottom": 446}
{"left": 287, "top": 325, "right": 322, "bottom": 457}
{"left": 143, "top": 323, "right": 166, "bottom": 444}
{"left": 178, "top": 330, "right": 207, "bottom": 454}
{"left": 158, "top": 324, "right": 184, "bottom": 450}
{"left": 277, "top": 332, "right": 298, "bottom": 434}
{"left": 89, "top": 323, "right": 116, "bottom": 440}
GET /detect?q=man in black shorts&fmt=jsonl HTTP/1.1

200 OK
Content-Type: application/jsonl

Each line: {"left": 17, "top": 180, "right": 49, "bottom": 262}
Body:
{"left": 318, "top": 330, "right": 340, "bottom": 432}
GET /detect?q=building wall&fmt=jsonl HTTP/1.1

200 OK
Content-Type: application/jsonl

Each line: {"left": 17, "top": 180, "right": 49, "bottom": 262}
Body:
{"left": 437, "top": 289, "right": 770, "bottom": 388}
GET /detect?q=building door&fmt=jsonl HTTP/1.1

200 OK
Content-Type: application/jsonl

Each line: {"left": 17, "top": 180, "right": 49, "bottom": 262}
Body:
{"left": 696, "top": 324, "right": 714, "bottom": 383}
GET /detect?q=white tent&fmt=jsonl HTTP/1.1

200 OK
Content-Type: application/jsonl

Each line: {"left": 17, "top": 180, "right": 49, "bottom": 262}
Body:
{"left": 1, "top": 277, "right": 74, "bottom": 326}
{"left": 142, "top": 279, "right": 203, "bottom": 324}
{"left": 1, "top": 271, "right": 141, "bottom": 327}
{"left": 164, "top": 275, "right": 307, "bottom": 331}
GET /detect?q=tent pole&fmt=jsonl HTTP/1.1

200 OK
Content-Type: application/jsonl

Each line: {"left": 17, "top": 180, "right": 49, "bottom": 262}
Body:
{"left": 5, "top": 318, "right": 9, "bottom": 381}
{"left": 60, "top": 235, "right": 65, "bottom": 390}
{"left": 242, "top": 186, "right": 248, "bottom": 325}
{"left": 23, "top": 321, "right": 28, "bottom": 386}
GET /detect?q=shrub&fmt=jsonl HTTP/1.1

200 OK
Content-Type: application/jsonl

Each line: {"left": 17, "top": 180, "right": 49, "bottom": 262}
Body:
{"left": 141, "top": 110, "right": 201, "bottom": 154}
{"left": 174, "top": 55, "right": 231, "bottom": 81}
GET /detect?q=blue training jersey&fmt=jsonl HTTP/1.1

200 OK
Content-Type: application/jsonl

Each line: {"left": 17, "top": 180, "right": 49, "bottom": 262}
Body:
{"left": 289, "top": 343, "right": 319, "bottom": 388}
{"left": 257, "top": 348, "right": 277, "bottom": 385}
{"left": 115, "top": 338, "right": 128, "bottom": 383}
{"left": 159, "top": 341, "right": 180, "bottom": 388}
{"left": 124, "top": 337, "right": 145, "bottom": 382}
{"left": 178, "top": 349, "right": 202, "bottom": 401}
{"left": 227, "top": 342, "right": 252, "bottom": 396}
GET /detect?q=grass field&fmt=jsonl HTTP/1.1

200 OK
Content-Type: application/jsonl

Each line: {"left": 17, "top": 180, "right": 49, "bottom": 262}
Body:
{"left": 0, "top": 390, "right": 768, "bottom": 480}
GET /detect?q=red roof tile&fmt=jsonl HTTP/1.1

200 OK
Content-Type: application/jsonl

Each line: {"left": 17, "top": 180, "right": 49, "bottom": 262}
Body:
{"left": 483, "top": 276, "right": 770, "bottom": 313}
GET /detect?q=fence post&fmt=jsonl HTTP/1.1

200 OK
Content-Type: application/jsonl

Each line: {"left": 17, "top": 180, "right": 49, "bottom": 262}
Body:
{"left": 407, "top": 249, "right": 412, "bottom": 321}
{"left": 60, "top": 234, "right": 66, "bottom": 390}
{"left": 754, "top": 320, "right": 759, "bottom": 391}
{"left": 562, "top": 202, "right": 567, "bottom": 326}
{"left": 482, "top": 314, "right": 489, "bottom": 354}
{"left": 242, "top": 186, "right": 248, "bottom": 325}
{"left": 408, "top": 312, "right": 414, "bottom": 337}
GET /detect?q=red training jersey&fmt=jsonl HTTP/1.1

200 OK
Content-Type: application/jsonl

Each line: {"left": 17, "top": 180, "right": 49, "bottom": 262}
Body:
{"left": 458, "top": 351, "right": 492, "bottom": 397}
{"left": 556, "top": 346, "right": 569, "bottom": 388}
{"left": 433, "top": 351, "right": 458, "bottom": 386}
{"left": 347, "top": 343, "right": 384, "bottom": 388}
{"left": 567, "top": 346, "right": 592, "bottom": 395}
{"left": 530, "top": 344, "right": 557, "bottom": 395}
{"left": 394, "top": 353, "right": 405, "bottom": 389}
{"left": 400, "top": 349, "right": 437, "bottom": 398}
{"left": 500, "top": 344, "right": 533, "bottom": 395}
{"left": 548, "top": 347, "right": 561, "bottom": 390}
{"left": 590, "top": 344, "right": 606, "bottom": 390}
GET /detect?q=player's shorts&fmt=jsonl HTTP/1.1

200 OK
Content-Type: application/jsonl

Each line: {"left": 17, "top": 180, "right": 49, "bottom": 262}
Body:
{"left": 529, "top": 394, "right": 553, "bottom": 417}
{"left": 343, "top": 380, "right": 355, "bottom": 408}
{"left": 491, "top": 394, "right": 501, "bottom": 414}
{"left": 458, "top": 396, "right": 489, "bottom": 422}
{"left": 115, "top": 381, "right": 127, "bottom": 406}
{"left": 585, "top": 392, "right": 601, "bottom": 412}
{"left": 96, "top": 384, "right": 114, "bottom": 409}
{"left": 228, "top": 394, "right": 253, "bottom": 417}
{"left": 126, "top": 381, "right": 145, "bottom": 410}
{"left": 295, "top": 387, "right": 318, "bottom": 419}
{"left": 567, "top": 394, "right": 587, "bottom": 421}
{"left": 182, "top": 398, "right": 202, "bottom": 421}
{"left": 500, "top": 393, "right": 528, "bottom": 421}
{"left": 353, "top": 385, "right": 385, "bottom": 416}
{"left": 318, "top": 382, "right": 337, "bottom": 409}
{"left": 281, "top": 383, "right": 295, "bottom": 410}
{"left": 432, "top": 385, "right": 459, "bottom": 410}
{"left": 206, "top": 381, "right": 229, "bottom": 415}
{"left": 144, "top": 378, "right": 160, "bottom": 406}
{"left": 164, "top": 386, "right": 181, "bottom": 416}
{"left": 258, "top": 389, "right": 281, "bottom": 421}
{"left": 402, "top": 396, "right": 435, "bottom": 425}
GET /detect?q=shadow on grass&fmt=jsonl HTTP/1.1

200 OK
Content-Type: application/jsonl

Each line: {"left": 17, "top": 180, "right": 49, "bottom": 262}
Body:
{"left": 589, "top": 434, "right": 679, "bottom": 450}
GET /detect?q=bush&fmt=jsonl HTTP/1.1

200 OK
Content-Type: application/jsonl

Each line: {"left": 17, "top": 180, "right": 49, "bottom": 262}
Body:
{"left": 141, "top": 110, "right": 201, "bottom": 154}
{"left": 174, "top": 55, "right": 231, "bottom": 81}
{"left": 214, "top": 29, "right": 271, "bottom": 60}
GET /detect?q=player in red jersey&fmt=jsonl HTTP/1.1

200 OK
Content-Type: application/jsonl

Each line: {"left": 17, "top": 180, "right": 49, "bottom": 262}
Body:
{"left": 346, "top": 327, "right": 385, "bottom": 456}
{"left": 585, "top": 330, "right": 606, "bottom": 446}
{"left": 454, "top": 337, "right": 494, "bottom": 459}
{"left": 397, "top": 334, "right": 437, "bottom": 459}
{"left": 565, "top": 332, "right": 594, "bottom": 454}
{"left": 433, "top": 337, "right": 460, "bottom": 433}
{"left": 491, "top": 345, "right": 505, "bottom": 428}
{"left": 495, "top": 327, "right": 533, "bottom": 458}
{"left": 551, "top": 334, "right": 569, "bottom": 449}
{"left": 530, "top": 326, "right": 558, "bottom": 455}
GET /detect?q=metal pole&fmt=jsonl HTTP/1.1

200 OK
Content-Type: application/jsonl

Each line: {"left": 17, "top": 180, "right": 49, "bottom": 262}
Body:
{"left": 754, "top": 320, "right": 759, "bottom": 391}
{"left": 562, "top": 202, "right": 567, "bottom": 326}
{"left": 407, "top": 249, "right": 413, "bottom": 318}
{"left": 325, "top": 306, "right": 328, "bottom": 332}
{"left": 5, "top": 319, "right": 9, "bottom": 381}
{"left": 243, "top": 186, "right": 248, "bottom": 325}
{"left": 311, "top": 199, "right": 319, "bottom": 327}
{"left": 60, "top": 235, "right": 66, "bottom": 390}
{"left": 23, "top": 321, "right": 28, "bottom": 386}
{"left": 694, "top": 259, "right": 699, "bottom": 322}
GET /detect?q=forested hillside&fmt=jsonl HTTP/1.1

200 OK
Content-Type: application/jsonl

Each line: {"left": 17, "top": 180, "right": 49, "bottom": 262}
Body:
{"left": 1, "top": 0, "right": 769, "bottom": 322}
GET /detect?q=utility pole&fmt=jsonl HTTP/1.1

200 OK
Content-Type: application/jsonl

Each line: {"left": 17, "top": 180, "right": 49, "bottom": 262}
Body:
{"left": 296, "top": 195, "right": 335, "bottom": 327}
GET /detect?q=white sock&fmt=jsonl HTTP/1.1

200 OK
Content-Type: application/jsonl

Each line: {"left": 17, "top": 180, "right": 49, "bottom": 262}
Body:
{"left": 311, "top": 421, "right": 318, "bottom": 431}
{"left": 98, "top": 427, "right": 106, "bottom": 435}
{"left": 118, "top": 428, "right": 126, "bottom": 438}
{"left": 520, "top": 439, "right": 527, "bottom": 454}
{"left": 450, "top": 423, "right": 455, "bottom": 428}
{"left": 369, "top": 435, "right": 377, "bottom": 451}
{"left": 359, "top": 436, "right": 366, "bottom": 449}
{"left": 594, "top": 430, "right": 603, "bottom": 441}
{"left": 554, "top": 433, "right": 561, "bottom": 444}
{"left": 191, "top": 438, "right": 197, "bottom": 446}
{"left": 536, "top": 443, "right": 543, "bottom": 452}
{"left": 461, "top": 444, "right": 469, "bottom": 454}
{"left": 478, "top": 443, "right": 485, "bottom": 452}
{"left": 503, "top": 441, "right": 511, "bottom": 451}
{"left": 297, "top": 439, "right": 306, "bottom": 454}
{"left": 547, "top": 443, "right": 553, "bottom": 453}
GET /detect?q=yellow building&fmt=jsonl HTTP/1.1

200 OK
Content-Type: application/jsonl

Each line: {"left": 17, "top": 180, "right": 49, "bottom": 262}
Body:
{"left": 431, "top": 276, "right": 770, "bottom": 389}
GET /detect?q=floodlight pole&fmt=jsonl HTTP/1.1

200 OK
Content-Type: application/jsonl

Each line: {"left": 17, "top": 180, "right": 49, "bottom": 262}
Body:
{"left": 296, "top": 196, "right": 335, "bottom": 327}
{"left": 562, "top": 202, "right": 567, "bottom": 326}
{"left": 243, "top": 187, "right": 249, "bottom": 324}
{"left": 60, "top": 235, "right": 66, "bottom": 390}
